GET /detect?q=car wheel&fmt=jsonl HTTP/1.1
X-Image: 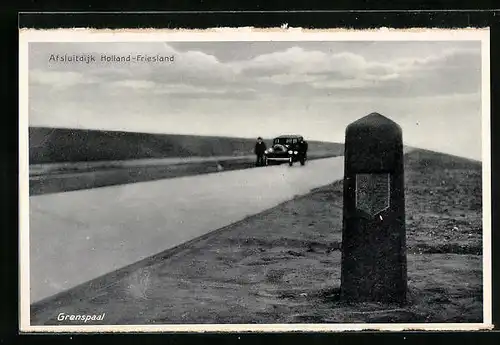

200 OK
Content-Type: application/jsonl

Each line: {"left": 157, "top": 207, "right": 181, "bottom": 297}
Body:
{"left": 300, "top": 159, "right": 305, "bottom": 166}
{"left": 289, "top": 158, "right": 293, "bottom": 166}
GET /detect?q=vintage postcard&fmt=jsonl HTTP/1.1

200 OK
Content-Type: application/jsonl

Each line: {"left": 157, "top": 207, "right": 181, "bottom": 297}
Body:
{"left": 19, "top": 27, "right": 492, "bottom": 332}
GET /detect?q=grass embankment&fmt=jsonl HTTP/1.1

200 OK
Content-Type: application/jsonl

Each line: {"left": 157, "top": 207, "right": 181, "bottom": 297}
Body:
{"left": 29, "top": 127, "right": 343, "bottom": 163}
{"left": 31, "top": 149, "right": 483, "bottom": 324}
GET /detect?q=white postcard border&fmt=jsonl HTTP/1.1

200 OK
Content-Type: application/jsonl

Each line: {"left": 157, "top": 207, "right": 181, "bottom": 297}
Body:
{"left": 18, "top": 27, "right": 493, "bottom": 333}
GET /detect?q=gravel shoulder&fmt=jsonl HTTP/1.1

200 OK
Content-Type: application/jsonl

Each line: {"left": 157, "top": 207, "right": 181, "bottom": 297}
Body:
{"left": 31, "top": 149, "right": 483, "bottom": 325}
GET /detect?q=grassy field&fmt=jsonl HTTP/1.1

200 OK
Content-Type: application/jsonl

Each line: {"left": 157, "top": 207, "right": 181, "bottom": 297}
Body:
{"left": 30, "top": 149, "right": 483, "bottom": 325}
{"left": 29, "top": 127, "right": 344, "bottom": 164}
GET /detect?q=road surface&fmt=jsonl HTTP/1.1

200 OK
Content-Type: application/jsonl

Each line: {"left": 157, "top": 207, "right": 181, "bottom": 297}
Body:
{"left": 29, "top": 157, "right": 345, "bottom": 303}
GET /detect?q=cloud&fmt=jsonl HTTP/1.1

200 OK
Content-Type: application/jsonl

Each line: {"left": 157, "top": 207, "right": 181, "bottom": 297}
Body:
{"left": 29, "top": 69, "right": 100, "bottom": 87}
{"left": 311, "top": 79, "right": 374, "bottom": 90}
{"left": 235, "top": 47, "right": 395, "bottom": 82}
{"left": 234, "top": 46, "right": 481, "bottom": 97}
{"left": 29, "top": 42, "right": 235, "bottom": 88}
{"left": 255, "top": 73, "right": 324, "bottom": 86}
{"left": 109, "top": 79, "right": 156, "bottom": 90}
{"left": 150, "top": 83, "right": 255, "bottom": 95}
{"left": 29, "top": 42, "right": 481, "bottom": 101}
{"left": 93, "top": 77, "right": 257, "bottom": 102}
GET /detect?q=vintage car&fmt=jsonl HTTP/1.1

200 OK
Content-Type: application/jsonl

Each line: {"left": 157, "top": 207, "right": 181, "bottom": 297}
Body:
{"left": 264, "top": 135, "right": 308, "bottom": 166}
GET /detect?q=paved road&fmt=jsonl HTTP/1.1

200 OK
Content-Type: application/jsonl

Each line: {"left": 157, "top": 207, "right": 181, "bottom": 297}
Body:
{"left": 29, "top": 157, "right": 345, "bottom": 303}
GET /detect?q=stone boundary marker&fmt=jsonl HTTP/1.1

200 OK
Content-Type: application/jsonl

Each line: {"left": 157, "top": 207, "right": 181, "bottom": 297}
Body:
{"left": 340, "top": 113, "right": 407, "bottom": 304}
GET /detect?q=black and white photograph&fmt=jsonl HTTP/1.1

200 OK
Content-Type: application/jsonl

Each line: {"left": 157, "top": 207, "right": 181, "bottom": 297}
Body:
{"left": 19, "top": 28, "right": 492, "bottom": 332}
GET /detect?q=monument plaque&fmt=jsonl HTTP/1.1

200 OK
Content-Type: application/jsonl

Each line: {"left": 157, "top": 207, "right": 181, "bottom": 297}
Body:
{"left": 355, "top": 173, "right": 390, "bottom": 217}
{"left": 340, "top": 112, "right": 407, "bottom": 304}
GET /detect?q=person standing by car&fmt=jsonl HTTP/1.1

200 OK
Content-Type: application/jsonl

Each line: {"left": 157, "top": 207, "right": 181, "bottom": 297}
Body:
{"left": 254, "top": 137, "right": 267, "bottom": 167}
{"left": 298, "top": 138, "right": 308, "bottom": 164}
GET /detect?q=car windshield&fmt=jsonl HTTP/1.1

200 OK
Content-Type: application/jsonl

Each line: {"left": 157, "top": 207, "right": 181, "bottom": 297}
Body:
{"left": 273, "top": 138, "right": 298, "bottom": 145}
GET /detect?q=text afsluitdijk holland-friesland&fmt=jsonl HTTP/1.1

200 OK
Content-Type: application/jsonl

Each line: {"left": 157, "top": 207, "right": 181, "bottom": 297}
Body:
{"left": 48, "top": 54, "right": 175, "bottom": 64}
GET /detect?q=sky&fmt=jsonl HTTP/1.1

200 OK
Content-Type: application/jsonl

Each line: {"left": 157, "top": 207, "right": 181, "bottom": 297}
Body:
{"left": 28, "top": 41, "right": 484, "bottom": 160}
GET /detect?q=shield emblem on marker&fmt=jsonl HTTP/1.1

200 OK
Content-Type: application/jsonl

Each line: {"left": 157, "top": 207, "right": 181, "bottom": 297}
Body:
{"left": 355, "top": 173, "right": 390, "bottom": 217}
